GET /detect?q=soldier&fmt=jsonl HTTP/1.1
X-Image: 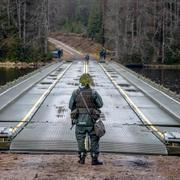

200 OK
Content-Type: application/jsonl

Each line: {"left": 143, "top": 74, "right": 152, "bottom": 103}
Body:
{"left": 99, "top": 48, "right": 106, "bottom": 61}
{"left": 103, "top": 48, "right": 107, "bottom": 60}
{"left": 84, "top": 54, "right": 90, "bottom": 64}
{"left": 69, "top": 73, "right": 103, "bottom": 165}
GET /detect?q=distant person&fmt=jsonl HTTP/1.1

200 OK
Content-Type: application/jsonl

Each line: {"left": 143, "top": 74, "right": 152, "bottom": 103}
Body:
{"left": 57, "top": 48, "right": 63, "bottom": 58}
{"left": 84, "top": 54, "right": 90, "bottom": 64}
{"left": 103, "top": 48, "right": 106, "bottom": 60}
{"left": 99, "top": 48, "right": 106, "bottom": 61}
{"left": 69, "top": 73, "right": 103, "bottom": 165}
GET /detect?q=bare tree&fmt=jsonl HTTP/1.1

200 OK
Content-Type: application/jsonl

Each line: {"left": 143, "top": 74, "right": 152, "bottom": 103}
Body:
{"left": 103, "top": 0, "right": 180, "bottom": 64}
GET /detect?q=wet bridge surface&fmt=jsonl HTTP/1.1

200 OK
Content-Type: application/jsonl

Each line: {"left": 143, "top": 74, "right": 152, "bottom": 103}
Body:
{"left": 0, "top": 43, "right": 180, "bottom": 155}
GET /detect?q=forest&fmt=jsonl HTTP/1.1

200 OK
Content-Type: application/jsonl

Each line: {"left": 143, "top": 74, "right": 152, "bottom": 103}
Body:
{"left": 0, "top": 0, "right": 51, "bottom": 62}
{"left": 0, "top": 0, "right": 180, "bottom": 64}
{"left": 103, "top": 0, "right": 180, "bottom": 64}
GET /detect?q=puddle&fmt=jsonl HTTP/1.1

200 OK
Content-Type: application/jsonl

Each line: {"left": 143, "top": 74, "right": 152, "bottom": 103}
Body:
{"left": 57, "top": 115, "right": 64, "bottom": 118}
{"left": 56, "top": 106, "right": 67, "bottom": 113}
{"left": 113, "top": 157, "right": 152, "bottom": 169}
{"left": 56, "top": 106, "right": 68, "bottom": 119}
{"left": 128, "top": 159, "right": 151, "bottom": 169}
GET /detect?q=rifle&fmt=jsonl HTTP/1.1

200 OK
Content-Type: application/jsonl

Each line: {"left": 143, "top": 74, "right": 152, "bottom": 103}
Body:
{"left": 70, "top": 119, "right": 75, "bottom": 130}
{"left": 70, "top": 124, "right": 75, "bottom": 130}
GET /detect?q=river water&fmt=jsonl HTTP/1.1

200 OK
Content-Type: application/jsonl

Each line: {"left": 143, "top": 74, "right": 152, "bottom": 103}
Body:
{"left": 129, "top": 67, "right": 180, "bottom": 94}
{"left": 0, "top": 66, "right": 179, "bottom": 95}
{"left": 0, "top": 67, "right": 36, "bottom": 87}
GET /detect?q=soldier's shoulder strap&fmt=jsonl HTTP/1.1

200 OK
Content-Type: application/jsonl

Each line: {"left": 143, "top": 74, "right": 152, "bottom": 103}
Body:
{"left": 75, "top": 88, "right": 81, "bottom": 97}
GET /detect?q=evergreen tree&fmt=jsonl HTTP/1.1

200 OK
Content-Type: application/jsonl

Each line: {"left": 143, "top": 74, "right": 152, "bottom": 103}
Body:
{"left": 87, "top": 0, "right": 103, "bottom": 43}
{"left": 0, "top": 0, "right": 52, "bottom": 62}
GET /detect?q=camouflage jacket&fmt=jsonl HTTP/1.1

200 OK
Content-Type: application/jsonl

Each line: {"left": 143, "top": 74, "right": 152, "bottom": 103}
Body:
{"left": 69, "top": 87, "right": 103, "bottom": 127}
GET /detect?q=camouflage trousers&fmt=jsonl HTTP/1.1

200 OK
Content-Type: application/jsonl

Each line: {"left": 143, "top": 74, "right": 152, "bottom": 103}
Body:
{"left": 75, "top": 126, "right": 100, "bottom": 156}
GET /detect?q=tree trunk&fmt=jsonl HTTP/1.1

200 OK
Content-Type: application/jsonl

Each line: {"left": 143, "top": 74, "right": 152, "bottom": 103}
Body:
{"left": 7, "top": 0, "right": 10, "bottom": 27}
{"left": 44, "top": 0, "right": 49, "bottom": 54}
{"left": 23, "top": 0, "right": 26, "bottom": 46}
{"left": 16, "top": 0, "right": 22, "bottom": 39}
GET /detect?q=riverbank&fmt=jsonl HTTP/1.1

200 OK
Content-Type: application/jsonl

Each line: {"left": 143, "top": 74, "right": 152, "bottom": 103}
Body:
{"left": 0, "top": 61, "right": 47, "bottom": 69}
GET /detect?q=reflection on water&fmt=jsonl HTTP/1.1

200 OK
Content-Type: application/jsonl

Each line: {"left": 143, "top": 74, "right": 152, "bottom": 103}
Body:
{"left": 0, "top": 67, "right": 36, "bottom": 86}
{"left": 129, "top": 67, "right": 180, "bottom": 94}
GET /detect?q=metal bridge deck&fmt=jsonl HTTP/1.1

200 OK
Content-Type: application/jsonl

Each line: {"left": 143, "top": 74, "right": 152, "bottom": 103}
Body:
{"left": 0, "top": 62, "right": 63, "bottom": 111}
{"left": 0, "top": 61, "right": 173, "bottom": 154}
{"left": 0, "top": 60, "right": 179, "bottom": 154}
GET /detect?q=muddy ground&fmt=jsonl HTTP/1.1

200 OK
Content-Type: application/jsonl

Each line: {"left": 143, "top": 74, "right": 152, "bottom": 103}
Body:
{"left": 0, "top": 153, "right": 179, "bottom": 180}
{"left": 51, "top": 32, "right": 102, "bottom": 59}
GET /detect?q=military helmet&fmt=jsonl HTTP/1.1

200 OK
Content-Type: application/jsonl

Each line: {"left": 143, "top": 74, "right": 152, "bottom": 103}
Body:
{"left": 79, "top": 73, "right": 93, "bottom": 86}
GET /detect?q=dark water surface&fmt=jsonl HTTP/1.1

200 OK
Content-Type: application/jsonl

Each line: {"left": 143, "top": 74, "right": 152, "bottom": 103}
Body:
{"left": 0, "top": 67, "right": 36, "bottom": 87}
{"left": 129, "top": 67, "right": 180, "bottom": 94}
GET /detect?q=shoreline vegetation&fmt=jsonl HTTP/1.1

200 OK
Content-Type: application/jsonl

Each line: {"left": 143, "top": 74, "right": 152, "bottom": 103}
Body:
{"left": 1, "top": 31, "right": 180, "bottom": 69}
{"left": 144, "top": 64, "right": 180, "bottom": 69}
{"left": 0, "top": 41, "right": 55, "bottom": 69}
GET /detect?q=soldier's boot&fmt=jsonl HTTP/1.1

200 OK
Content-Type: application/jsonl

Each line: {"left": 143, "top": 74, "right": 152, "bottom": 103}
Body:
{"left": 78, "top": 152, "right": 86, "bottom": 165}
{"left": 91, "top": 154, "right": 103, "bottom": 165}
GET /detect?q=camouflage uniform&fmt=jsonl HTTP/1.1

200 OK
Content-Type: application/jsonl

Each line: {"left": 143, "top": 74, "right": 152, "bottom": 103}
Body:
{"left": 85, "top": 54, "right": 90, "bottom": 63}
{"left": 99, "top": 48, "right": 106, "bottom": 61}
{"left": 69, "top": 85, "right": 103, "bottom": 164}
